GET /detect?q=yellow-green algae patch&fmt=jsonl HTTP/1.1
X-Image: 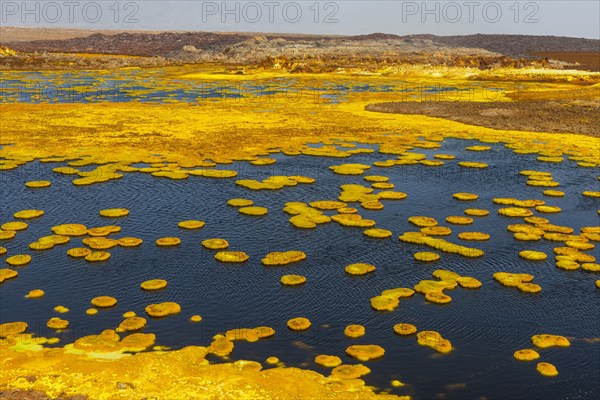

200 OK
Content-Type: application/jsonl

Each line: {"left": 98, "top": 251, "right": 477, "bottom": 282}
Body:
{"left": 281, "top": 275, "right": 307, "bottom": 286}
{"left": 178, "top": 220, "right": 206, "bottom": 229}
{"left": 287, "top": 317, "right": 311, "bottom": 331}
{"left": 145, "top": 302, "right": 181, "bottom": 318}
{"left": 453, "top": 192, "right": 478, "bottom": 201}
{"left": 0, "top": 268, "right": 18, "bottom": 283}
{"left": 239, "top": 206, "right": 268, "bottom": 216}
{"left": 202, "top": 238, "right": 229, "bottom": 250}
{"left": 537, "top": 362, "right": 559, "bottom": 377}
{"left": 344, "top": 325, "right": 366, "bottom": 338}
{"left": 227, "top": 198, "right": 254, "bottom": 207}
{"left": 531, "top": 334, "right": 570, "bottom": 348}
{"left": 464, "top": 208, "right": 489, "bottom": 217}
{"left": 99, "top": 208, "right": 130, "bottom": 218}
{"left": 85, "top": 251, "right": 111, "bottom": 262}
{"left": 315, "top": 354, "right": 343, "bottom": 368}
{"left": 346, "top": 345, "right": 385, "bottom": 361}
{"left": 416, "top": 331, "right": 452, "bottom": 354}
{"left": 141, "top": 279, "right": 168, "bottom": 291}
{"left": 262, "top": 251, "right": 306, "bottom": 266}
{"left": 51, "top": 224, "right": 87, "bottom": 236}
{"left": 117, "top": 237, "right": 143, "bottom": 247}
{"left": 513, "top": 349, "right": 540, "bottom": 361}
{"left": 91, "top": 296, "right": 117, "bottom": 308}
{"left": 414, "top": 252, "right": 440, "bottom": 262}
{"left": 1, "top": 222, "right": 28, "bottom": 231}
{"left": 345, "top": 263, "right": 376, "bottom": 276}
{"left": 26, "top": 289, "right": 45, "bottom": 299}
{"left": 6, "top": 254, "right": 31, "bottom": 267}
{"left": 13, "top": 209, "right": 44, "bottom": 219}
{"left": 47, "top": 317, "right": 69, "bottom": 330}
{"left": 25, "top": 180, "right": 51, "bottom": 188}
{"left": 156, "top": 237, "right": 181, "bottom": 247}
{"left": 393, "top": 323, "right": 417, "bottom": 335}
{"left": 363, "top": 228, "right": 392, "bottom": 238}
{"left": 215, "top": 251, "right": 249, "bottom": 263}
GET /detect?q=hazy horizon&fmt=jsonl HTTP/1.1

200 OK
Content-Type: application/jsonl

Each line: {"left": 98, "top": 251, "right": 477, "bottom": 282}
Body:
{"left": 1, "top": 1, "right": 598, "bottom": 40}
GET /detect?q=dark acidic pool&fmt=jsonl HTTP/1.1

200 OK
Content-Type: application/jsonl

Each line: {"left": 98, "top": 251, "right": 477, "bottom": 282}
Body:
{"left": 1, "top": 138, "right": 599, "bottom": 400}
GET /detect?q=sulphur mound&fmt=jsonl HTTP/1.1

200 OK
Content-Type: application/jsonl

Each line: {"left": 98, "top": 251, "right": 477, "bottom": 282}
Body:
{"left": 280, "top": 275, "right": 306, "bottom": 286}
{"left": 315, "top": 354, "right": 342, "bottom": 368}
{"left": 227, "top": 198, "right": 254, "bottom": 207}
{"left": 458, "top": 161, "right": 488, "bottom": 169}
{"left": 0, "top": 230, "right": 16, "bottom": 240}
{"left": 344, "top": 324, "right": 366, "bottom": 338}
{"left": 363, "top": 228, "right": 392, "bottom": 238}
{"left": 408, "top": 216, "right": 438, "bottom": 227}
{"left": 239, "top": 206, "right": 268, "bottom": 216}
{"left": 393, "top": 323, "right": 417, "bottom": 335}
{"left": 446, "top": 216, "right": 474, "bottom": 225}
{"left": 514, "top": 349, "right": 540, "bottom": 361}
{"left": 262, "top": 251, "right": 306, "bottom": 266}
{"left": 464, "top": 208, "right": 489, "bottom": 216}
{"left": 6, "top": 254, "right": 31, "bottom": 266}
{"left": 85, "top": 251, "right": 111, "bottom": 262}
{"left": 225, "top": 327, "right": 275, "bottom": 342}
{"left": 370, "top": 295, "right": 399, "bottom": 311}
{"left": 414, "top": 252, "right": 440, "bottom": 262}
{"left": 0, "top": 268, "right": 19, "bottom": 283}
{"left": 178, "top": 220, "right": 205, "bottom": 229}
{"left": 309, "top": 201, "right": 347, "bottom": 210}
{"left": 88, "top": 225, "right": 121, "bottom": 237}
{"left": 25, "top": 180, "right": 51, "bottom": 188}
{"left": 458, "top": 232, "right": 490, "bottom": 241}
{"left": 519, "top": 250, "right": 547, "bottom": 261}
{"left": 47, "top": 317, "right": 69, "bottom": 330}
{"left": 498, "top": 207, "right": 533, "bottom": 217}
{"left": 67, "top": 248, "right": 91, "bottom": 258}
{"left": 83, "top": 237, "right": 118, "bottom": 250}
{"left": 54, "top": 305, "right": 69, "bottom": 313}
{"left": 118, "top": 317, "right": 147, "bottom": 332}
{"left": 417, "top": 330, "right": 452, "bottom": 353}
{"left": 156, "top": 237, "right": 181, "bottom": 247}
{"left": 531, "top": 334, "right": 570, "bottom": 348}
{"left": 141, "top": 279, "right": 168, "bottom": 291}
{"left": 346, "top": 344, "right": 385, "bottom": 361}
{"left": 1, "top": 221, "right": 28, "bottom": 231}
{"left": 51, "top": 224, "right": 87, "bottom": 236}
{"left": 421, "top": 226, "right": 451, "bottom": 236}
{"left": 453, "top": 192, "right": 478, "bottom": 201}
{"left": 364, "top": 175, "right": 389, "bottom": 183}
{"left": 99, "top": 208, "right": 129, "bottom": 218}
{"left": 537, "top": 362, "right": 559, "bottom": 377}
{"left": 331, "top": 364, "right": 371, "bottom": 380}
{"left": 13, "top": 209, "right": 44, "bottom": 219}
{"left": 215, "top": 251, "right": 249, "bottom": 263}
{"left": 26, "top": 289, "right": 45, "bottom": 299}
{"left": 345, "top": 263, "right": 376, "bottom": 276}
{"left": 91, "top": 296, "right": 117, "bottom": 308}
{"left": 287, "top": 317, "right": 311, "bottom": 331}
{"left": 117, "top": 237, "right": 143, "bottom": 247}
{"left": 145, "top": 302, "right": 181, "bottom": 318}
{"left": 0, "top": 321, "right": 28, "bottom": 336}
{"left": 202, "top": 238, "right": 229, "bottom": 250}
{"left": 466, "top": 145, "right": 491, "bottom": 151}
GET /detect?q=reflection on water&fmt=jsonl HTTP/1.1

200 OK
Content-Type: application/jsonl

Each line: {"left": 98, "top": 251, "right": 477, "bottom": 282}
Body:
{"left": 1, "top": 138, "right": 599, "bottom": 400}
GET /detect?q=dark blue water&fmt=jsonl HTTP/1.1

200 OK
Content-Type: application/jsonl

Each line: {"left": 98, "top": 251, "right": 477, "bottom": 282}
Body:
{"left": 1, "top": 139, "right": 599, "bottom": 400}
{"left": 0, "top": 69, "right": 486, "bottom": 105}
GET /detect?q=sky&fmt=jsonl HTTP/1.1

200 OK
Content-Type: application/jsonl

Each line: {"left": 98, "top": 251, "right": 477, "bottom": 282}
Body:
{"left": 1, "top": 1, "right": 599, "bottom": 39}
